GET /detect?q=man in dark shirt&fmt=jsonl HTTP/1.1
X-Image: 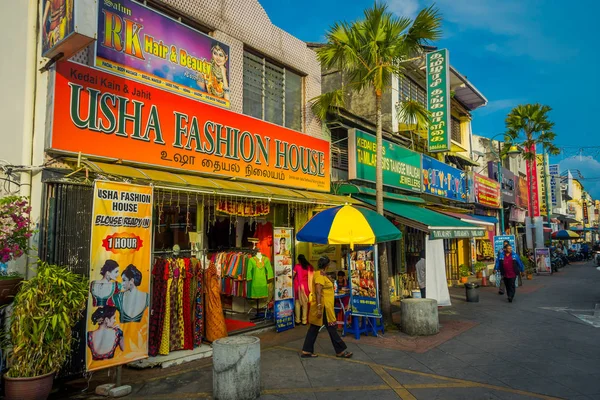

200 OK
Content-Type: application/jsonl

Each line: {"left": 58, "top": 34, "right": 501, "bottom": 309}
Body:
{"left": 497, "top": 240, "right": 510, "bottom": 295}
{"left": 494, "top": 244, "right": 525, "bottom": 303}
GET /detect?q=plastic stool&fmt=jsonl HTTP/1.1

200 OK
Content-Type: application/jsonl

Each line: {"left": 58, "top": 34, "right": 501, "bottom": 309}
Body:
{"left": 342, "top": 314, "right": 368, "bottom": 340}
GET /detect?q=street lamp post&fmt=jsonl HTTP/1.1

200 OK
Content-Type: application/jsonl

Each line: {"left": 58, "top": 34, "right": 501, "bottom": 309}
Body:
{"left": 488, "top": 134, "right": 521, "bottom": 234}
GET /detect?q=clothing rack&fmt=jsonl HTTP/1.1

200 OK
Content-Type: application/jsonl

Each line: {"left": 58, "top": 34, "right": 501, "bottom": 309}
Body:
{"left": 206, "top": 247, "right": 255, "bottom": 253}
{"left": 152, "top": 249, "right": 194, "bottom": 256}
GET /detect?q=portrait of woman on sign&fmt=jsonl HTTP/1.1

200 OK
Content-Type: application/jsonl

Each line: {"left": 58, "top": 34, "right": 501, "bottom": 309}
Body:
{"left": 197, "top": 42, "right": 230, "bottom": 101}
{"left": 87, "top": 306, "right": 125, "bottom": 361}
{"left": 114, "top": 264, "right": 149, "bottom": 323}
{"left": 90, "top": 260, "right": 121, "bottom": 307}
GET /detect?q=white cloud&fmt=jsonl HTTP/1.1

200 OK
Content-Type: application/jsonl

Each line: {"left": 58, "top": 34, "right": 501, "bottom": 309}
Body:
{"left": 559, "top": 156, "right": 600, "bottom": 199}
{"left": 485, "top": 43, "right": 499, "bottom": 53}
{"left": 404, "top": 0, "right": 574, "bottom": 62}
{"left": 387, "top": 0, "right": 421, "bottom": 19}
{"left": 475, "top": 98, "right": 524, "bottom": 116}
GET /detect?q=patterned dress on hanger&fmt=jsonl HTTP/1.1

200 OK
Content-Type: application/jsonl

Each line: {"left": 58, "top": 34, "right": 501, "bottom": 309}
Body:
{"left": 183, "top": 258, "right": 193, "bottom": 350}
{"left": 149, "top": 259, "right": 167, "bottom": 357}
{"left": 170, "top": 259, "right": 185, "bottom": 351}
{"left": 205, "top": 261, "right": 228, "bottom": 342}
{"left": 193, "top": 258, "right": 204, "bottom": 347}
{"left": 158, "top": 259, "right": 173, "bottom": 355}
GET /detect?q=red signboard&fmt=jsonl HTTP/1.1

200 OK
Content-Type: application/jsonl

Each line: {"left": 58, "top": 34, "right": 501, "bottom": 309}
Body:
{"left": 48, "top": 61, "right": 331, "bottom": 192}
{"left": 525, "top": 145, "right": 540, "bottom": 217}
{"left": 471, "top": 172, "right": 501, "bottom": 208}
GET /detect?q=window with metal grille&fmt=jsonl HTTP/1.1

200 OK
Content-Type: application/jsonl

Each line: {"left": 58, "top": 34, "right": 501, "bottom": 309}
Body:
{"left": 398, "top": 75, "right": 426, "bottom": 106}
{"left": 451, "top": 117, "right": 462, "bottom": 143}
{"left": 243, "top": 51, "right": 303, "bottom": 131}
{"left": 331, "top": 128, "right": 348, "bottom": 170}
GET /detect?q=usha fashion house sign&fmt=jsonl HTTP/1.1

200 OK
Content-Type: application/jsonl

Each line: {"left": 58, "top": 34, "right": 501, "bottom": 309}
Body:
{"left": 47, "top": 62, "right": 330, "bottom": 191}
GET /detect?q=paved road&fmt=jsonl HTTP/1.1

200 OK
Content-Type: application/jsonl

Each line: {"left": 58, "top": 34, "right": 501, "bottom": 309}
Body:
{"left": 64, "top": 261, "right": 600, "bottom": 400}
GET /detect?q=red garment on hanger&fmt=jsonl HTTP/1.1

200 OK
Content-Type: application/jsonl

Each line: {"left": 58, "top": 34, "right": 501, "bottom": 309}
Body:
{"left": 256, "top": 222, "right": 273, "bottom": 259}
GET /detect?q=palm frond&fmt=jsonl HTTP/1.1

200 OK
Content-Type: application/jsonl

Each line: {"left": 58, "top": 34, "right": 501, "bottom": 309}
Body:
{"left": 310, "top": 89, "right": 346, "bottom": 121}
{"left": 397, "top": 99, "right": 430, "bottom": 131}
{"left": 397, "top": 5, "right": 442, "bottom": 60}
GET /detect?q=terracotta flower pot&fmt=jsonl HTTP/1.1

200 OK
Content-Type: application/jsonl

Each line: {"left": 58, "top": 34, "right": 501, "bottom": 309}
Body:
{"left": 476, "top": 272, "right": 483, "bottom": 279}
{"left": 526, "top": 274, "right": 533, "bottom": 280}
{"left": 0, "top": 278, "right": 23, "bottom": 306}
{"left": 4, "top": 371, "right": 54, "bottom": 400}
{"left": 460, "top": 277, "right": 468, "bottom": 283}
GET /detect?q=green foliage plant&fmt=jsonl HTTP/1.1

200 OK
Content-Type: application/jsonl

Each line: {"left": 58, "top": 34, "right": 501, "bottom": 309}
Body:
{"left": 6, "top": 261, "right": 88, "bottom": 378}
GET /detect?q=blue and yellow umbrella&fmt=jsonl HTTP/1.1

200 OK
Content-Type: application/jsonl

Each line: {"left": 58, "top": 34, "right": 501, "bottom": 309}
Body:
{"left": 551, "top": 229, "right": 580, "bottom": 239}
{"left": 296, "top": 205, "right": 402, "bottom": 248}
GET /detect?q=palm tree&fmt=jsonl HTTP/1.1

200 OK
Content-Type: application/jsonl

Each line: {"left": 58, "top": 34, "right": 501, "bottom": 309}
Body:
{"left": 312, "top": 2, "right": 441, "bottom": 321}
{"left": 397, "top": 99, "right": 430, "bottom": 150}
{"left": 504, "top": 104, "right": 559, "bottom": 248}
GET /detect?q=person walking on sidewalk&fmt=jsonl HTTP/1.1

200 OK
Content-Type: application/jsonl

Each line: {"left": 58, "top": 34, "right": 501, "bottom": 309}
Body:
{"left": 301, "top": 256, "right": 352, "bottom": 359}
{"left": 415, "top": 251, "right": 426, "bottom": 298}
{"left": 494, "top": 244, "right": 525, "bottom": 303}
{"left": 497, "top": 240, "right": 509, "bottom": 295}
{"left": 293, "top": 254, "right": 313, "bottom": 325}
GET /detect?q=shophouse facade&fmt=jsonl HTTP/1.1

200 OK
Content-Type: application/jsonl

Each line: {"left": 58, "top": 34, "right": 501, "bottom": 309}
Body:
{"left": 314, "top": 45, "right": 489, "bottom": 301}
{"left": 3, "top": 0, "right": 361, "bottom": 377}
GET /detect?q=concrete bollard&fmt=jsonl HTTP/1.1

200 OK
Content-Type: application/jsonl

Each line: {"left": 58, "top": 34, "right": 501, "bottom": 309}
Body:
{"left": 400, "top": 298, "right": 439, "bottom": 336}
{"left": 213, "top": 336, "right": 261, "bottom": 400}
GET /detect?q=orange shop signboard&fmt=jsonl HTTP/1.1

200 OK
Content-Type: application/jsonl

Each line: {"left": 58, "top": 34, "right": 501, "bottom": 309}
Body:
{"left": 48, "top": 61, "right": 331, "bottom": 192}
{"left": 469, "top": 172, "right": 501, "bottom": 208}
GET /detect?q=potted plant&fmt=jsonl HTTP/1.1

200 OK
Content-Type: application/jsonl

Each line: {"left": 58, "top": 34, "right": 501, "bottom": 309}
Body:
{"left": 4, "top": 261, "right": 88, "bottom": 400}
{"left": 0, "top": 196, "right": 34, "bottom": 305}
{"left": 459, "top": 264, "right": 470, "bottom": 283}
{"left": 474, "top": 262, "right": 486, "bottom": 279}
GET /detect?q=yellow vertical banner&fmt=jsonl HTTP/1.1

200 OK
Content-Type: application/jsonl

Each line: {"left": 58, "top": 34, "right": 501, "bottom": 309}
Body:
{"left": 86, "top": 181, "right": 153, "bottom": 371}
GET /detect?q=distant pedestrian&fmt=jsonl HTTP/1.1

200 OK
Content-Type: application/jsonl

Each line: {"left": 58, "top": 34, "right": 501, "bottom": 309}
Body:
{"left": 494, "top": 244, "right": 525, "bottom": 303}
{"left": 415, "top": 250, "right": 426, "bottom": 298}
{"left": 301, "top": 256, "right": 352, "bottom": 359}
{"left": 497, "top": 241, "right": 509, "bottom": 295}
{"left": 582, "top": 242, "right": 590, "bottom": 260}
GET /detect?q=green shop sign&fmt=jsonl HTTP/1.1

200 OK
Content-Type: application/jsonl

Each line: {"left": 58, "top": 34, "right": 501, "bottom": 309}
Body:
{"left": 429, "top": 228, "right": 486, "bottom": 240}
{"left": 426, "top": 49, "right": 451, "bottom": 153}
{"left": 348, "top": 129, "right": 421, "bottom": 192}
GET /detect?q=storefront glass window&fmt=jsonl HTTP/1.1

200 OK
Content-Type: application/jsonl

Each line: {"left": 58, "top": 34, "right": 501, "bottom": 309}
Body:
{"left": 243, "top": 50, "right": 303, "bottom": 131}
{"left": 154, "top": 205, "right": 197, "bottom": 251}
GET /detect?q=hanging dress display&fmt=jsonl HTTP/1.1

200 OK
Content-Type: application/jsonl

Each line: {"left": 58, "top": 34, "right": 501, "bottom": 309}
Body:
{"left": 148, "top": 259, "right": 167, "bottom": 357}
{"left": 246, "top": 256, "right": 274, "bottom": 299}
{"left": 193, "top": 258, "right": 204, "bottom": 347}
{"left": 158, "top": 260, "right": 173, "bottom": 355}
{"left": 183, "top": 258, "right": 193, "bottom": 350}
{"left": 205, "top": 262, "right": 228, "bottom": 342}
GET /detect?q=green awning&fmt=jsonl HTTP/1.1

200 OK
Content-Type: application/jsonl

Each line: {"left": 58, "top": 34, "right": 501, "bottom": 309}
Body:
{"left": 336, "top": 184, "right": 425, "bottom": 204}
{"left": 356, "top": 195, "right": 486, "bottom": 239}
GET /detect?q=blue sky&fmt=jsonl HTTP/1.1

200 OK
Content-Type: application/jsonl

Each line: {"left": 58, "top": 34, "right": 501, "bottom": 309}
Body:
{"left": 259, "top": 0, "right": 600, "bottom": 196}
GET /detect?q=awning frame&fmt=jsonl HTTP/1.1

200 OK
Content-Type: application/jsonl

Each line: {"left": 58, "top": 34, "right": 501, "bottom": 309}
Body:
{"left": 60, "top": 160, "right": 357, "bottom": 206}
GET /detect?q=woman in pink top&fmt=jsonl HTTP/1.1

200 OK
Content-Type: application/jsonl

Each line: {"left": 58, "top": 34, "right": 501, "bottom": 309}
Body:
{"left": 293, "top": 254, "right": 314, "bottom": 325}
